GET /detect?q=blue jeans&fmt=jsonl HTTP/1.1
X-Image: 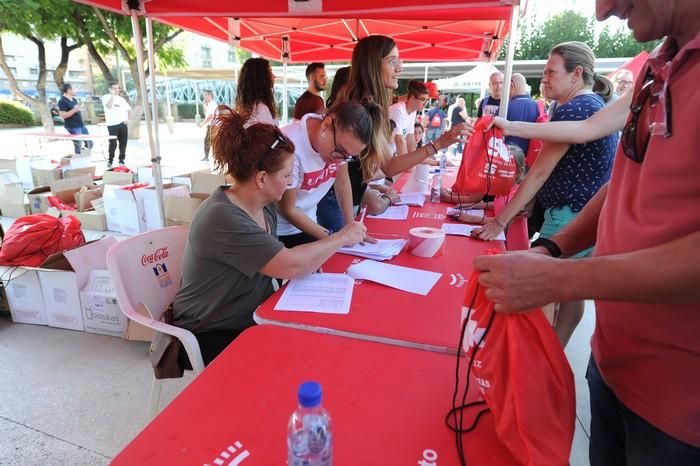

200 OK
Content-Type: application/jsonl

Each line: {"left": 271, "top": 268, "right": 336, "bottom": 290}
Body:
{"left": 426, "top": 127, "right": 442, "bottom": 142}
{"left": 65, "top": 125, "right": 93, "bottom": 154}
{"left": 587, "top": 357, "right": 700, "bottom": 466}
{"left": 316, "top": 188, "right": 344, "bottom": 233}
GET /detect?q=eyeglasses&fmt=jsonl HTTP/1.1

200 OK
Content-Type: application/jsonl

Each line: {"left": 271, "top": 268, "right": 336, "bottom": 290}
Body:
{"left": 329, "top": 119, "right": 360, "bottom": 161}
{"left": 621, "top": 68, "right": 672, "bottom": 163}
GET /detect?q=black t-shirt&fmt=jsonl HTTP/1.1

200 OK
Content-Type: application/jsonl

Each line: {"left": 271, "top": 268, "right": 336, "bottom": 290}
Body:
{"left": 58, "top": 96, "right": 83, "bottom": 128}
{"left": 451, "top": 106, "right": 466, "bottom": 126}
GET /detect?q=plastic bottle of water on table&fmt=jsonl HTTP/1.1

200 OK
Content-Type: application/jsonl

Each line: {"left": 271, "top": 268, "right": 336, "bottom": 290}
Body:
{"left": 430, "top": 168, "right": 442, "bottom": 203}
{"left": 287, "top": 381, "right": 332, "bottom": 466}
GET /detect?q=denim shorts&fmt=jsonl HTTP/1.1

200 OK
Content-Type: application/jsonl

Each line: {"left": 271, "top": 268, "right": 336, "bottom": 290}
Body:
{"left": 540, "top": 205, "right": 592, "bottom": 258}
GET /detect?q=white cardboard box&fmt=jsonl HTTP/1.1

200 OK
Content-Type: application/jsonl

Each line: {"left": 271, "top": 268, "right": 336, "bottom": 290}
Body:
{"left": 35, "top": 237, "right": 117, "bottom": 331}
{"left": 135, "top": 183, "right": 190, "bottom": 231}
{"left": 113, "top": 187, "right": 147, "bottom": 236}
{"left": 80, "top": 269, "right": 126, "bottom": 337}
{"left": 0, "top": 267, "right": 47, "bottom": 325}
{"left": 102, "top": 184, "right": 123, "bottom": 232}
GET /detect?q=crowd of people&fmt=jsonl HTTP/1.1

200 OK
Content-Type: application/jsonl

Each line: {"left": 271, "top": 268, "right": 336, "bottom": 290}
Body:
{"left": 53, "top": 0, "right": 699, "bottom": 463}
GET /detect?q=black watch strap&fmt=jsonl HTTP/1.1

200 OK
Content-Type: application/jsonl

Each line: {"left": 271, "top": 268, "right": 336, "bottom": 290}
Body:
{"left": 531, "top": 237, "right": 563, "bottom": 258}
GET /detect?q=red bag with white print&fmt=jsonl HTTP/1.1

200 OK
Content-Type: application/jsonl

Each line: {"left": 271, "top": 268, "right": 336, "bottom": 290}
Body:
{"left": 454, "top": 250, "right": 575, "bottom": 466}
{"left": 452, "top": 116, "right": 517, "bottom": 197}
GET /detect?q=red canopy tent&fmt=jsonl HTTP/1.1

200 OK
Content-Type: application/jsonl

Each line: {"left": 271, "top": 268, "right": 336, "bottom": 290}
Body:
{"left": 73, "top": 0, "right": 525, "bottom": 225}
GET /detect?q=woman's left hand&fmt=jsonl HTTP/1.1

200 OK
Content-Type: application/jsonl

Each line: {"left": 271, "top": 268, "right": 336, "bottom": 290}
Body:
{"left": 437, "top": 120, "right": 474, "bottom": 149}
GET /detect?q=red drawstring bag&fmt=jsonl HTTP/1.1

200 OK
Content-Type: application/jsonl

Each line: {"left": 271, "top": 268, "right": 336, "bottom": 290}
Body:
{"left": 0, "top": 214, "right": 85, "bottom": 267}
{"left": 524, "top": 100, "right": 549, "bottom": 169}
{"left": 452, "top": 116, "right": 517, "bottom": 197}
{"left": 456, "top": 251, "right": 575, "bottom": 466}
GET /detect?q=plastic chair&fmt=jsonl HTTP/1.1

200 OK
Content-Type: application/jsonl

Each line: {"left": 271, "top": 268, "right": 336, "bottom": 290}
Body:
{"left": 105, "top": 226, "right": 204, "bottom": 419}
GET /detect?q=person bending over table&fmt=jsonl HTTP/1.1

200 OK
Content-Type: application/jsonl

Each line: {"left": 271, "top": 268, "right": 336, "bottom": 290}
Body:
{"left": 173, "top": 110, "right": 366, "bottom": 365}
{"left": 277, "top": 99, "right": 380, "bottom": 247}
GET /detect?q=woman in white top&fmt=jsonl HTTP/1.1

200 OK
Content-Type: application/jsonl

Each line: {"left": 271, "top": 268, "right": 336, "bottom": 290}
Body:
{"left": 277, "top": 99, "right": 382, "bottom": 247}
{"left": 236, "top": 57, "right": 278, "bottom": 127}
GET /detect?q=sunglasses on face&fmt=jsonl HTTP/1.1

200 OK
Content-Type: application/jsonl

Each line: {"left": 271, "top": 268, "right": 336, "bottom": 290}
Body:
{"left": 621, "top": 69, "right": 672, "bottom": 163}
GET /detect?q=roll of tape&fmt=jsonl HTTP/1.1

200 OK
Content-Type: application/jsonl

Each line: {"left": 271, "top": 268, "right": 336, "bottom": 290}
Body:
{"left": 408, "top": 227, "right": 446, "bottom": 257}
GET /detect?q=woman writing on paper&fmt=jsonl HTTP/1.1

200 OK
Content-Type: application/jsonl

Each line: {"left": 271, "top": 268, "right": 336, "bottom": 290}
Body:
{"left": 173, "top": 110, "right": 366, "bottom": 364}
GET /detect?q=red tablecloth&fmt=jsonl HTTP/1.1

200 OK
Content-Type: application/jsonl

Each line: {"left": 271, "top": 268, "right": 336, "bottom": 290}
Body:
{"left": 255, "top": 172, "right": 503, "bottom": 353}
{"left": 112, "top": 326, "right": 517, "bottom": 465}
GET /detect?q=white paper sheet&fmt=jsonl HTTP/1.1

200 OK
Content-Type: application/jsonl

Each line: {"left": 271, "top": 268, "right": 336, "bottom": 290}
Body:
{"left": 274, "top": 273, "right": 354, "bottom": 314}
{"left": 338, "top": 238, "right": 407, "bottom": 261}
{"left": 346, "top": 260, "right": 442, "bottom": 296}
{"left": 367, "top": 205, "right": 409, "bottom": 220}
{"left": 441, "top": 223, "right": 506, "bottom": 241}
{"left": 395, "top": 192, "right": 427, "bottom": 207}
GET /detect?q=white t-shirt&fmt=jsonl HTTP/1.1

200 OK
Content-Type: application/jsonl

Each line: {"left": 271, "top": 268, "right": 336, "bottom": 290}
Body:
{"left": 244, "top": 102, "right": 277, "bottom": 128}
{"left": 204, "top": 100, "right": 218, "bottom": 126}
{"left": 277, "top": 113, "right": 338, "bottom": 236}
{"left": 389, "top": 101, "right": 416, "bottom": 139}
{"left": 101, "top": 94, "right": 131, "bottom": 126}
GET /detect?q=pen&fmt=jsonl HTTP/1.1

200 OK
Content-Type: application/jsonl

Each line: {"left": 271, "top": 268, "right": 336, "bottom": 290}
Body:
{"left": 358, "top": 206, "right": 367, "bottom": 223}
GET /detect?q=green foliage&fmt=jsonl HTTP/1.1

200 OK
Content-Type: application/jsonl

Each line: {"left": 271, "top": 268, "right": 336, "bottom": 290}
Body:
{"left": 235, "top": 47, "right": 252, "bottom": 64}
{"left": 0, "top": 101, "right": 35, "bottom": 125}
{"left": 595, "top": 26, "right": 661, "bottom": 58}
{"left": 0, "top": 0, "right": 76, "bottom": 40}
{"left": 502, "top": 9, "right": 661, "bottom": 61}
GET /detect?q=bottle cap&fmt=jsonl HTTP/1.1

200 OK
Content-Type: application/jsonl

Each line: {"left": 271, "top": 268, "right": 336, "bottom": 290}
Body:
{"left": 298, "top": 381, "right": 322, "bottom": 407}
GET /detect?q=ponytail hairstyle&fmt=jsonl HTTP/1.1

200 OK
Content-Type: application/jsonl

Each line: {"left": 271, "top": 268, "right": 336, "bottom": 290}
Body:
{"left": 327, "top": 98, "right": 386, "bottom": 180}
{"left": 337, "top": 35, "right": 397, "bottom": 178}
{"left": 235, "top": 57, "right": 277, "bottom": 120}
{"left": 212, "top": 106, "right": 294, "bottom": 182}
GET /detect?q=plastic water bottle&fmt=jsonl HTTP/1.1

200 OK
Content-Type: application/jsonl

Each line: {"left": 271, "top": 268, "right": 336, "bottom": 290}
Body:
{"left": 287, "top": 381, "right": 333, "bottom": 466}
{"left": 439, "top": 151, "right": 447, "bottom": 171}
{"left": 430, "top": 168, "right": 442, "bottom": 203}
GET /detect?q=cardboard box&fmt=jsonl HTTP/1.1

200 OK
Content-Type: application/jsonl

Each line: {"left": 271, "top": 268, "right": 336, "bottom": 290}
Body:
{"left": 113, "top": 186, "right": 147, "bottom": 236}
{"left": 0, "top": 266, "right": 48, "bottom": 325}
{"left": 74, "top": 185, "right": 103, "bottom": 212}
{"left": 0, "top": 169, "right": 21, "bottom": 186}
{"left": 67, "top": 210, "right": 108, "bottom": 231}
{"left": 80, "top": 269, "right": 127, "bottom": 337}
{"left": 135, "top": 183, "right": 190, "bottom": 231}
{"left": 0, "top": 158, "right": 17, "bottom": 171}
{"left": 123, "top": 303, "right": 156, "bottom": 341}
{"left": 50, "top": 175, "right": 93, "bottom": 195}
{"left": 0, "top": 184, "right": 29, "bottom": 218}
{"left": 136, "top": 165, "right": 154, "bottom": 186}
{"left": 102, "top": 170, "right": 135, "bottom": 185}
{"left": 63, "top": 165, "right": 96, "bottom": 180}
{"left": 191, "top": 171, "right": 226, "bottom": 195}
{"left": 102, "top": 184, "right": 123, "bottom": 232}
{"left": 60, "top": 154, "right": 92, "bottom": 169}
{"left": 31, "top": 165, "right": 62, "bottom": 188}
{"left": 165, "top": 193, "right": 207, "bottom": 226}
{"left": 35, "top": 237, "right": 117, "bottom": 331}
{"left": 27, "top": 186, "right": 52, "bottom": 214}
{"left": 15, "top": 156, "right": 38, "bottom": 190}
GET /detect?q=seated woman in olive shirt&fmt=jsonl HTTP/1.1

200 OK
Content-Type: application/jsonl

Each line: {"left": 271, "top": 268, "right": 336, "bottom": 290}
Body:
{"left": 173, "top": 109, "right": 366, "bottom": 364}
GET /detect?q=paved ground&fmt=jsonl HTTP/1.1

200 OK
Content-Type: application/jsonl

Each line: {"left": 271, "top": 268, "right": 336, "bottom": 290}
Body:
{"left": 0, "top": 122, "right": 593, "bottom": 465}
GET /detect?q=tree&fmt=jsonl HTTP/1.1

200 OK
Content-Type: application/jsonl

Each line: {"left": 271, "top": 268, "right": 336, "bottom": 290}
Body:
{"left": 595, "top": 26, "right": 661, "bottom": 58}
{"left": 513, "top": 10, "right": 595, "bottom": 60}
{"left": 0, "top": 0, "right": 83, "bottom": 131}
{"left": 73, "top": 7, "right": 185, "bottom": 138}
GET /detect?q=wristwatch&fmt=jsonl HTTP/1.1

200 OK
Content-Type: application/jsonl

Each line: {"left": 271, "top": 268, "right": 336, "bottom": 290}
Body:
{"left": 531, "top": 237, "right": 563, "bottom": 258}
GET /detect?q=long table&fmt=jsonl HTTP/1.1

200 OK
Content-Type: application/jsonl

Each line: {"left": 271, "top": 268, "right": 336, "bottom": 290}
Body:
{"left": 112, "top": 326, "right": 517, "bottom": 465}
{"left": 255, "top": 173, "right": 503, "bottom": 354}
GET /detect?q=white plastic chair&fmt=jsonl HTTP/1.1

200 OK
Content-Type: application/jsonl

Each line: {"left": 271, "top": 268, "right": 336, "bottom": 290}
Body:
{"left": 105, "top": 226, "right": 204, "bottom": 419}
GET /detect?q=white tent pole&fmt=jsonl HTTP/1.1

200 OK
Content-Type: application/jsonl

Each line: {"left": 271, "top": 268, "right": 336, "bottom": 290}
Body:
{"left": 282, "top": 36, "right": 290, "bottom": 124}
{"left": 498, "top": 3, "right": 520, "bottom": 118}
{"left": 130, "top": 11, "right": 166, "bottom": 228}
{"left": 146, "top": 18, "right": 161, "bottom": 153}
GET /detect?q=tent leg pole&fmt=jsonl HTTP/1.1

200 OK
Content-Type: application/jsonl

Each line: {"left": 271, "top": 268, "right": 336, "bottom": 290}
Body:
{"left": 498, "top": 3, "right": 520, "bottom": 118}
{"left": 130, "top": 11, "right": 166, "bottom": 228}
